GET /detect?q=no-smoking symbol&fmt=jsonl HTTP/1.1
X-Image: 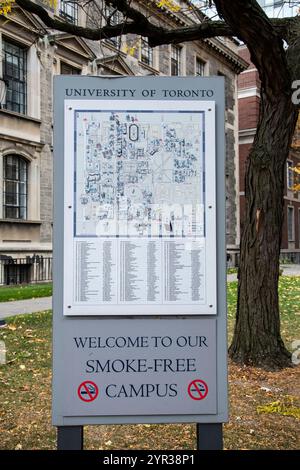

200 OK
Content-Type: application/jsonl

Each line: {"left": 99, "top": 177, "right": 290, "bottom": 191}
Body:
{"left": 188, "top": 379, "right": 208, "bottom": 400}
{"left": 77, "top": 381, "right": 99, "bottom": 402}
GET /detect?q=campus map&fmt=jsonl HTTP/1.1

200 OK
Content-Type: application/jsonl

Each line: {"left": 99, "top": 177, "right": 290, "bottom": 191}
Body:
{"left": 74, "top": 110, "right": 205, "bottom": 238}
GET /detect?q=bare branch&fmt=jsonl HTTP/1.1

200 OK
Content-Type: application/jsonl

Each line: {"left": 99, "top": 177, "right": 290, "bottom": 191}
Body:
{"left": 13, "top": 0, "right": 237, "bottom": 45}
{"left": 15, "top": 0, "right": 151, "bottom": 39}
{"left": 106, "top": 7, "right": 119, "bottom": 26}
{"left": 214, "top": 0, "right": 293, "bottom": 97}
{"left": 14, "top": 0, "right": 298, "bottom": 49}
{"left": 106, "top": 0, "right": 148, "bottom": 26}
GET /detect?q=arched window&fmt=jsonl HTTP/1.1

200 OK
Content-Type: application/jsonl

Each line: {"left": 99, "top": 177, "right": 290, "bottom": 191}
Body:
{"left": 3, "top": 155, "right": 28, "bottom": 219}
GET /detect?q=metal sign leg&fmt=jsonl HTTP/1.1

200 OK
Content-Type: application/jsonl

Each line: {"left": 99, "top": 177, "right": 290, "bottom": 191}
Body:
{"left": 57, "top": 426, "right": 84, "bottom": 450}
{"left": 197, "top": 423, "right": 223, "bottom": 450}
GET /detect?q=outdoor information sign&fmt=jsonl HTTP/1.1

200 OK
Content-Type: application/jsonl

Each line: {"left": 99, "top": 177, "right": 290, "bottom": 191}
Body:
{"left": 52, "top": 76, "right": 227, "bottom": 429}
{"left": 64, "top": 99, "right": 216, "bottom": 315}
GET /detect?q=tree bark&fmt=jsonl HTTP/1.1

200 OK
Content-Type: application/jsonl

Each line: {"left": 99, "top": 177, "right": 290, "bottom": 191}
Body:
{"left": 229, "top": 90, "right": 298, "bottom": 369}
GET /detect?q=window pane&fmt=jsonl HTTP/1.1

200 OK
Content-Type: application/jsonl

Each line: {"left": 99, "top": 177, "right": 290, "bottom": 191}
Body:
{"left": 3, "top": 156, "right": 28, "bottom": 220}
{"left": 5, "top": 157, "right": 18, "bottom": 179}
{"left": 59, "top": 0, "right": 78, "bottom": 24}
{"left": 171, "top": 59, "right": 178, "bottom": 76}
{"left": 19, "top": 161, "right": 27, "bottom": 182}
{"left": 171, "top": 46, "right": 181, "bottom": 76}
{"left": 5, "top": 207, "right": 18, "bottom": 219}
{"left": 287, "top": 161, "right": 294, "bottom": 189}
{"left": 141, "top": 37, "right": 153, "bottom": 66}
{"left": 60, "top": 62, "right": 81, "bottom": 75}
{"left": 105, "top": 5, "right": 122, "bottom": 25}
{"left": 19, "top": 206, "right": 26, "bottom": 219}
{"left": 288, "top": 207, "right": 294, "bottom": 241}
{"left": 196, "top": 58, "right": 206, "bottom": 76}
{"left": 5, "top": 181, "right": 18, "bottom": 204}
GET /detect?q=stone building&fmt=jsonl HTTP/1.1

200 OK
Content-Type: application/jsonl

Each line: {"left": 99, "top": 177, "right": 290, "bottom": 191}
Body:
{"left": 0, "top": 1, "right": 246, "bottom": 284}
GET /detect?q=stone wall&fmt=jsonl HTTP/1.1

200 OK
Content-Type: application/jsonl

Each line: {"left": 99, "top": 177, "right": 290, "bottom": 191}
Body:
{"left": 39, "top": 44, "right": 55, "bottom": 243}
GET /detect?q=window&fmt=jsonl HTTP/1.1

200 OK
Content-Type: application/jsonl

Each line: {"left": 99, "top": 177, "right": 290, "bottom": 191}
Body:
{"left": 141, "top": 37, "right": 153, "bottom": 67}
{"left": 2, "top": 39, "right": 27, "bottom": 115}
{"left": 60, "top": 62, "right": 81, "bottom": 75}
{"left": 287, "top": 160, "right": 294, "bottom": 190}
{"left": 196, "top": 58, "right": 206, "bottom": 76}
{"left": 288, "top": 206, "right": 295, "bottom": 241}
{"left": 171, "top": 45, "right": 181, "bottom": 76}
{"left": 104, "top": 5, "right": 121, "bottom": 48}
{"left": 3, "top": 155, "right": 28, "bottom": 220}
{"left": 59, "top": 0, "right": 78, "bottom": 25}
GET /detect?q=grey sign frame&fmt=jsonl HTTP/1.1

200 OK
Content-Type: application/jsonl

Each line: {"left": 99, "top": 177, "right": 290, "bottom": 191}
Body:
{"left": 52, "top": 76, "right": 227, "bottom": 426}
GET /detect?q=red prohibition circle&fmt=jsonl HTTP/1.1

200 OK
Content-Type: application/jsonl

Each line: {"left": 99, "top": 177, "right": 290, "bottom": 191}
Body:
{"left": 188, "top": 379, "right": 208, "bottom": 401}
{"left": 77, "top": 381, "right": 99, "bottom": 402}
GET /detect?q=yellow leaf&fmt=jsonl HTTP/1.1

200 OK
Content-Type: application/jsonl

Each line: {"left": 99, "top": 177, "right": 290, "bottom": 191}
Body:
{"left": 156, "top": 0, "right": 181, "bottom": 13}
{"left": 7, "top": 325, "right": 16, "bottom": 331}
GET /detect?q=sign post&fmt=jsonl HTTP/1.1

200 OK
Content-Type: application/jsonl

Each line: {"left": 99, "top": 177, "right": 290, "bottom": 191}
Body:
{"left": 52, "top": 76, "right": 227, "bottom": 450}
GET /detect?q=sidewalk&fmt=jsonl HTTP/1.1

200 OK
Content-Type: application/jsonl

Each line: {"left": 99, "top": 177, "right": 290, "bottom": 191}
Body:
{"left": 227, "top": 264, "right": 300, "bottom": 283}
{"left": 280, "top": 264, "right": 300, "bottom": 276}
{"left": 0, "top": 296, "right": 52, "bottom": 320}
{"left": 0, "top": 265, "right": 300, "bottom": 320}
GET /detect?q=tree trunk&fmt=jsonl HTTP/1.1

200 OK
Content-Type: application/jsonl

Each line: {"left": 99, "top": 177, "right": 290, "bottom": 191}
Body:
{"left": 229, "top": 90, "right": 298, "bottom": 369}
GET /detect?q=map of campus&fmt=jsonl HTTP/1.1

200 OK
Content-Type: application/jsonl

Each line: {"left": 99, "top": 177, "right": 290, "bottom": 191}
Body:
{"left": 74, "top": 109, "right": 205, "bottom": 238}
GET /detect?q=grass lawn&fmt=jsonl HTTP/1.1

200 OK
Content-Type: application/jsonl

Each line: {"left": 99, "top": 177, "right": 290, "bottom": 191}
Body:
{"left": 0, "top": 277, "right": 299, "bottom": 450}
{"left": 227, "top": 267, "right": 238, "bottom": 275}
{"left": 0, "top": 283, "right": 52, "bottom": 303}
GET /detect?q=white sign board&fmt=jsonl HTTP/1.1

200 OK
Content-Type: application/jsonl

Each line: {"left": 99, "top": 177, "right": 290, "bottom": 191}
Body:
{"left": 63, "top": 100, "right": 216, "bottom": 315}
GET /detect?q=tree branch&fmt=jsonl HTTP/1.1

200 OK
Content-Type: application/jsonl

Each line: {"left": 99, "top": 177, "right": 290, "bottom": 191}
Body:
{"left": 106, "top": 0, "right": 148, "bottom": 26}
{"left": 214, "top": 0, "right": 292, "bottom": 97}
{"left": 15, "top": 0, "right": 152, "bottom": 39}
{"left": 15, "top": 0, "right": 235, "bottom": 43}
{"left": 14, "top": 0, "right": 299, "bottom": 50}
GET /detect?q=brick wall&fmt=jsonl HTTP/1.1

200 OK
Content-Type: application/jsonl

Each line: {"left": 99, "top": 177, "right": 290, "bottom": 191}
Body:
{"left": 239, "top": 47, "right": 253, "bottom": 67}
{"left": 239, "top": 96, "right": 260, "bottom": 130}
{"left": 238, "top": 71, "right": 260, "bottom": 90}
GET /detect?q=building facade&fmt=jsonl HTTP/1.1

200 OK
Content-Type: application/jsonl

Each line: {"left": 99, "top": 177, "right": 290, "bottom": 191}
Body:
{"left": 257, "top": 0, "right": 299, "bottom": 18}
{"left": 0, "top": 1, "right": 246, "bottom": 284}
{"left": 238, "top": 1, "right": 300, "bottom": 262}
